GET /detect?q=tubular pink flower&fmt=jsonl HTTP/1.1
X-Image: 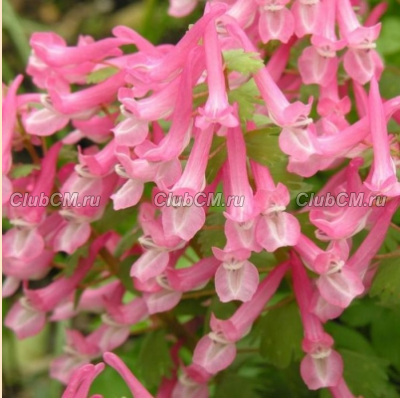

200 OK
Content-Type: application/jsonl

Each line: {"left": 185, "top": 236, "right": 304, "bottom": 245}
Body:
{"left": 139, "top": 47, "right": 205, "bottom": 162}
{"left": 48, "top": 71, "right": 126, "bottom": 115}
{"left": 291, "top": 0, "right": 322, "bottom": 38}
{"left": 212, "top": 247, "right": 259, "bottom": 303}
{"left": 347, "top": 198, "right": 400, "bottom": 274}
{"left": 256, "top": 0, "right": 295, "bottom": 44}
{"left": 364, "top": 77, "right": 400, "bottom": 196}
{"left": 168, "top": 0, "right": 198, "bottom": 18}
{"left": 291, "top": 252, "right": 344, "bottom": 390}
{"left": 252, "top": 161, "right": 300, "bottom": 251}
{"left": 298, "top": 0, "right": 345, "bottom": 87}
{"left": 196, "top": 20, "right": 238, "bottom": 130}
{"left": 149, "top": 4, "right": 226, "bottom": 83}
{"left": 104, "top": 352, "right": 154, "bottom": 398}
{"left": 30, "top": 32, "right": 126, "bottom": 67}
{"left": 211, "top": 260, "right": 290, "bottom": 341}
{"left": 337, "top": 0, "right": 383, "bottom": 84}
{"left": 224, "top": 126, "right": 256, "bottom": 223}
{"left": 61, "top": 363, "right": 105, "bottom": 398}
{"left": 161, "top": 125, "right": 214, "bottom": 241}
{"left": 3, "top": 143, "right": 61, "bottom": 261}
{"left": 166, "top": 256, "right": 220, "bottom": 292}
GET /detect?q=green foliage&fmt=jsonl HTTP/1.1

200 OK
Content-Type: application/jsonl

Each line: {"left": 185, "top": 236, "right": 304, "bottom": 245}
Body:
{"left": 86, "top": 66, "right": 119, "bottom": 84}
{"left": 223, "top": 49, "right": 264, "bottom": 74}
{"left": 259, "top": 301, "right": 303, "bottom": 369}
{"left": 117, "top": 256, "right": 138, "bottom": 293}
{"left": 370, "top": 258, "right": 400, "bottom": 306}
{"left": 259, "top": 361, "right": 320, "bottom": 398}
{"left": 228, "top": 79, "right": 263, "bottom": 122}
{"left": 377, "top": 17, "right": 400, "bottom": 56}
{"left": 196, "top": 212, "right": 226, "bottom": 257}
{"left": 10, "top": 164, "right": 40, "bottom": 178}
{"left": 137, "top": 330, "right": 173, "bottom": 389}
{"left": 90, "top": 354, "right": 138, "bottom": 398}
{"left": 340, "top": 350, "right": 399, "bottom": 398}
{"left": 92, "top": 204, "right": 137, "bottom": 234}
{"left": 205, "top": 135, "right": 227, "bottom": 184}
{"left": 215, "top": 373, "right": 261, "bottom": 398}
{"left": 64, "top": 245, "right": 89, "bottom": 277}
{"left": 371, "top": 308, "right": 400, "bottom": 372}
{"left": 244, "top": 128, "right": 284, "bottom": 166}
{"left": 114, "top": 228, "right": 142, "bottom": 258}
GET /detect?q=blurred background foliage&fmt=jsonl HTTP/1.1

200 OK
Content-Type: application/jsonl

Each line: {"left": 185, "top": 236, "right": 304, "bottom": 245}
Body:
{"left": 2, "top": 0, "right": 400, "bottom": 397}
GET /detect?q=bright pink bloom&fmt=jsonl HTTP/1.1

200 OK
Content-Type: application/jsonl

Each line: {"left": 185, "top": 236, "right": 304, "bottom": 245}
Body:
{"left": 256, "top": 0, "right": 294, "bottom": 44}
{"left": 196, "top": 20, "right": 238, "bottom": 129}
{"left": 295, "top": 235, "right": 364, "bottom": 308}
{"left": 291, "top": 0, "right": 322, "bottom": 37}
{"left": 211, "top": 260, "right": 290, "bottom": 341}
{"left": 61, "top": 363, "right": 105, "bottom": 398}
{"left": 212, "top": 247, "right": 259, "bottom": 302}
{"left": 252, "top": 161, "right": 300, "bottom": 251}
{"left": 298, "top": 0, "right": 345, "bottom": 87}
{"left": 2, "top": 75, "right": 23, "bottom": 204}
{"left": 161, "top": 125, "right": 214, "bottom": 241}
{"left": 223, "top": 127, "right": 261, "bottom": 252}
{"left": 291, "top": 252, "right": 344, "bottom": 390}
{"left": 103, "top": 352, "right": 154, "bottom": 398}
{"left": 364, "top": 77, "right": 400, "bottom": 196}
{"left": 5, "top": 234, "right": 108, "bottom": 339}
{"left": 3, "top": 143, "right": 61, "bottom": 261}
{"left": 30, "top": 32, "right": 125, "bottom": 67}
{"left": 168, "top": 0, "right": 198, "bottom": 17}
{"left": 337, "top": 0, "right": 383, "bottom": 84}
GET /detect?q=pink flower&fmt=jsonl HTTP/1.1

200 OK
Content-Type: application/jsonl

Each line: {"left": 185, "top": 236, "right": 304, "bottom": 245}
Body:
{"left": 256, "top": 0, "right": 294, "bottom": 44}
{"left": 212, "top": 247, "right": 259, "bottom": 302}
{"left": 291, "top": 0, "right": 322, "bottom": 37}
{"left": 291, "top": 252, "right": 344, "bottom": 390}
{"left": 161, "top": 125, "right": 215, "bottom": 241}
{"left": 196, "top": 20, "right": 238, "bottom": 129}
{"left": 298, "top": 0, "right": 345, "bottom": 87}
{"left": 337, "top": 0, "right": 383, "bottom": 84}
{"left": 364, "top": 77, "right": 400, "bottom": 196}
{"left": 252, "top": 161, "right": 300, "bottom": 251}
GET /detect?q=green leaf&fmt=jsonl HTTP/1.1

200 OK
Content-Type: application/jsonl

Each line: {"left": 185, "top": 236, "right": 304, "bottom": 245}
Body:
{"left": 371, "top": 308, "right": 400, "bottom": 371}
{"left": 117, "top": 256, "right": 138, "bottom": 293}
{"left": 379, "top": 223, "right": 400, "bottom": 254}
{"left": 259, "top": 301, "right": 303, "bottom": 368}
{"left": 228, "top": 79, "right": 263, "bottom": 122}
{"left": 2, "top": 0, "right": 31, "bottom": 63}
{"left": 340, "top": 298, "right": 379, "bottom": 328}
{"left": 89, "top": 362, "right": 135, "bottom": 398}
{"left": 205, "top": 135, "right": 227, "bottom": 184}
{"left": 324, "top": 322, "right": 375, "bottom": 355}
{"left": 137, "top": 330, "right": 173, "bottom": 389}
{"left": 340, "top": 349, "right": 399, "bottom": 398}
{"left": 215, "top": 373, "right": 261, "bottom": 398}
{"left": 244, "top": 128, "right": 284, "bottom": 166}
{"left": 369, "top": 258, "right": 400, "bottom": 306}
{"left": 223, "top": 49, "right": 264, "bottom": 74}
{"left": 86, "top": 66, "right": 119, "bottom": 84}
{"left": 259, "top": 361, "right": 320, "bottom": 398}
{"left": 92, "top": 204, "right": 137, "bottom": 234}
{"left": 10, "top": 164, "right": 40, "bottom": 179}
{"left": 269, "top": 159, "right": 313, "bottom": 200}
{"left": 377, "top": 17, "right": 400, "bottom": 55}
{"left": 114, "top": 229, "right": 141, "bottom": 258}
{"left": 378, "top": 67, "right": 400, "bottom": 101}
{"left": 196, "top": 212, "right": 226, "bottom": 257}
{"left": 64, "top": 245, "right": 89, "bottom": 277}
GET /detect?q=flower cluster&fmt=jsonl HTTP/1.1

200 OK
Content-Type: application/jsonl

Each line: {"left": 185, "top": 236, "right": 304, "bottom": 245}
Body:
{"left": 2, "top": 0, "right": 400, "bottom": 397}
